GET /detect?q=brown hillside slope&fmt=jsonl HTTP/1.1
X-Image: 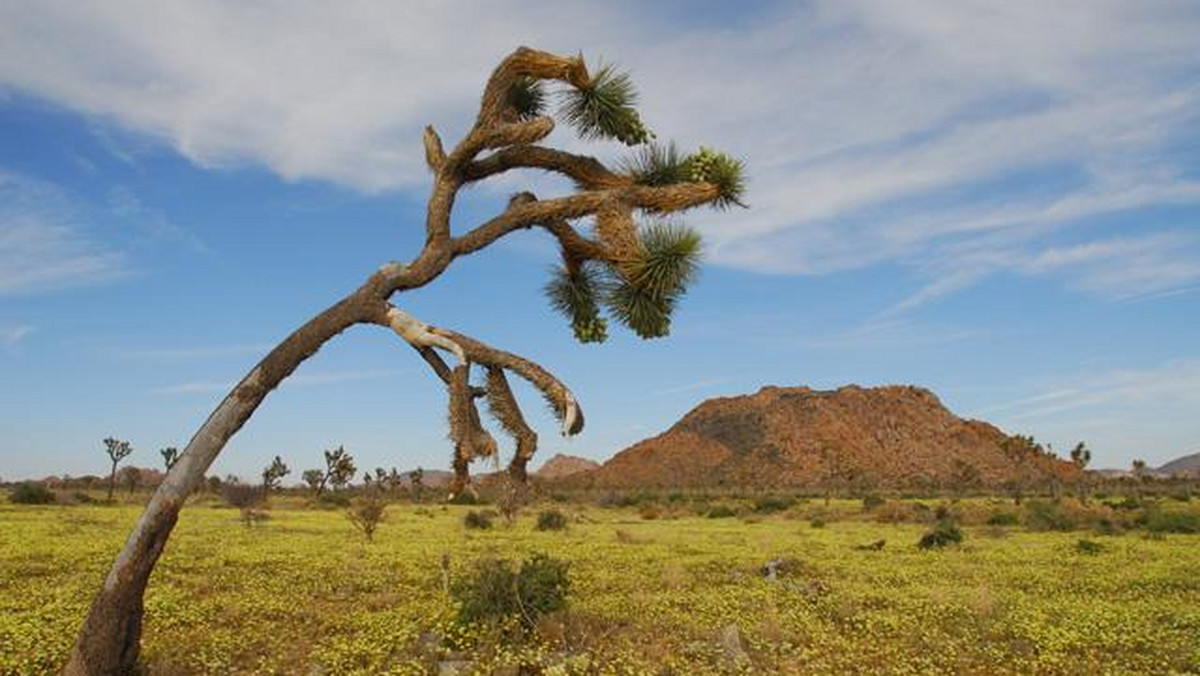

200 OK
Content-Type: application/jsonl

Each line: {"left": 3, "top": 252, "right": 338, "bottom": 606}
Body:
{"left": 580, "top": 385, "right": 1068, "bottom": 489}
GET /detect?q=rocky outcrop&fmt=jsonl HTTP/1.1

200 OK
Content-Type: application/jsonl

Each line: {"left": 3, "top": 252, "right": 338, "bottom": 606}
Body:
{"left": 578, "top": 384, "right": 1066, "bottom": 489}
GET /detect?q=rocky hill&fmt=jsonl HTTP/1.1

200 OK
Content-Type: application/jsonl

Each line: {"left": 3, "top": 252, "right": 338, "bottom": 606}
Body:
{"left": 576, "top": 385, "right": 1067, "bottom": 489}
{"left": 535, "top": 454, "right": 600, "bottom": 480}
{"left": 1157, "top": 451, "right": 1200, "bottom": 477}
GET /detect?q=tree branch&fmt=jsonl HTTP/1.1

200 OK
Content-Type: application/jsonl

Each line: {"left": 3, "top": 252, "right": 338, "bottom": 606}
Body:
{"left": 462, "top": 145, "right": 628, "bottom": 190}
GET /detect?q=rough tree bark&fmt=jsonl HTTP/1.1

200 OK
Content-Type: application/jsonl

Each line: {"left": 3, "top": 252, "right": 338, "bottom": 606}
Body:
{"left": 63, "top": 47, "right": 740, "bottom": 674}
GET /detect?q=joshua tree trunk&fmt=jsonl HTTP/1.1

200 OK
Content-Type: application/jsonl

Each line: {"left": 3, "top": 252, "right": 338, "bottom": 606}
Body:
{"left": 106, "top": 460, "right": 118, "bottom": 502}
{"left": 63, "top": 46, "right": 740, "bottom": 675}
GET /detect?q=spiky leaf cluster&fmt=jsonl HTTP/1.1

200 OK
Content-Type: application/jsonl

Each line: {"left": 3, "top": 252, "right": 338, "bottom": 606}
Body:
{"left": 544, "top": 262, "right": 608, "bottom": 343}
{"left": 604, "top": 222, "right": 702, "bottom": 339}
{"left": 684, "top": 147, "right": 747, "bottom": 209}
{"left": 622, "top": 142, "right": 688, "bottom": 186}
{"left": 506, "top": 76, "right": 545, "bottom": 120}
{"left": 560, "top": 65, "right": 654, "bottom": 146}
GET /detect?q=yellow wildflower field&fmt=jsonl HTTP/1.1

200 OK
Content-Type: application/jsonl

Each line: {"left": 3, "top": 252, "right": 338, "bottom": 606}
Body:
{"left": 1, "top": 501, "right": 1197, "bottom": 675}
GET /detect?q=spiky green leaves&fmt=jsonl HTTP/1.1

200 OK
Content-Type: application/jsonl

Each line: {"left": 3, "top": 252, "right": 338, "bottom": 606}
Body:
{"left": 623, "top": 142, "right": 687, "bottom": 187}
{"left": 545, "top": 222, "right": 703, "bottom": 341}
{"left": 560, "top": 65, "right": 653, "bottom": 146}
{"left": 506, "top": 76, "right": 546, "bottom": 121}
{"left": 544, "top": 262, "right": 608, "bottom": 343}
{"left": 605, "top": 222, "right": 702, "bottom": 339}
{"left": 684, "top": 147, "right": 747, "bottom": 209}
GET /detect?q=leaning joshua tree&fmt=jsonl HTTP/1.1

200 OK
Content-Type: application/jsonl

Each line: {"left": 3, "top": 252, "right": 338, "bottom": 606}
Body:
{"left": 64, "top": 47, "right": 744, "bottom": 674}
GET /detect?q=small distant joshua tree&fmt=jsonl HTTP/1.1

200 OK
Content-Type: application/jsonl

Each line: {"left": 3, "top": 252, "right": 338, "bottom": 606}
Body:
{"left": 1070, "top": 441, "right": 1092, "bottom": 504}
{"left": 409, "top": 467, "right": 425, "bottom": 502}
{"left": 102, "top": 437, "right": 133, "bottom": 502}
{"left": 160, "top": 447, "right": 179, "bottom": 471}
{"left": 67, "top": 47, "right": 743, "bottom": 674}
{"left": 260, "top": 455, "right": 290, "bottom": 500}
{"left": 326, "top": 446, "right": 357, "bottom": 492}
{"left": 1131, "top": 458, "right": 1148, "bottom": 500}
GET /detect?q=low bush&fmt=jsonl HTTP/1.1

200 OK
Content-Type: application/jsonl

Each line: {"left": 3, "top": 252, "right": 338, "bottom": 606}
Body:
{"left": 535, "top": 509, "right": 569, "bottom": 532}
{"left": 1075, "top": 539, "right": 1104, "bottom": 555}
{"left": 454, "top": 553, "right": 570, "bottom": 635}
{"left": 986, "top": 511, "right": 1020, "bottom": 526}
{"left": 918, "top": 518, "right": 964, "bottom": 549}
{"left": 706, "top": 505, "right": 737, "bottom": 519}
{"left": 346, "top": 496, "right": 387, "bottom": 541}
{"left": 9, "top": 482, "right": 55, "bottom": 505}
{"left": 464, "top": 510, "right": 493, "bottom": 530}
{"left": 1141, "top": 509, "right": 1199, "bottom": 534}
{"left": 222, "top": 482, "right": 262, "bottom": 510}
{"left": 861, "top": 494, "right": 886, "bottom": 511}
{"left": 316, "top": 492, "right": 351, "bottom": 508}
{"left": 449, "top": 492, "right": 480, "bottom": 506}
{"left": 753, "top": 496, "right": 796, "bottom": 514}
{"left": 809, "top": 518, "right": 827, "bottom": 529}
{"left": 1024, "top": 500, "right": 1079, "bottom": 531}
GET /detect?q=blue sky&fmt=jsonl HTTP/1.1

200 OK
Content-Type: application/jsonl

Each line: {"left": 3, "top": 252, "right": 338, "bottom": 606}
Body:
{"left": 1, "top": 0, "right": 1198, "bottom": 481}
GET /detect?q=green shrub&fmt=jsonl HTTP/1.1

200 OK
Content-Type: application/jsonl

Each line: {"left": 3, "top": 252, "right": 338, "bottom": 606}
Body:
{"left": 464, "top": 510, "right": 493, "bottom": 530}
{"left": 535, "top": 509, "right": 569, "bottom": 532}
{"left": 706, "top": 505, "right": 737, "bottom": 519}
{"left": 449, "top": 492, "right": 480, "bottom": 506}
{"left": 861, "top": 494, "right": 886, "bottom": 511}
{"left": 317, "top": 492, "right": 351, "bottom": 508}
{"left": 454, "top": 553, "right": 570, "bottom": 634}
{"left": 1024, "top": 500, "right": 1079, "bottom": 531}
{"left": 1075, "top": 539, "right": 1104, "bottom": 555}
{"left": 1142, "top": 509, "right": 1199, "bottom": 534}
{"left": 9, "top": 482, "right": 55, "bottom": 505}
{"left": 752, "top": 496, "right": 795, "bottom": 514}
{"left": 986, "top": 511, "right": 1020, "bottom": 526}
{"left": 809, "top": 518, "right": 827, "bottom": 529}
{"left": 918, "top": 520, "right": 963, "bottom": 549}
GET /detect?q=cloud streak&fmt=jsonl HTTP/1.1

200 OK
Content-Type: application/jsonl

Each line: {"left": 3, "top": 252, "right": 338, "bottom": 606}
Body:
{"left": 0, "top": 171, "right": 127, "bottom": 295}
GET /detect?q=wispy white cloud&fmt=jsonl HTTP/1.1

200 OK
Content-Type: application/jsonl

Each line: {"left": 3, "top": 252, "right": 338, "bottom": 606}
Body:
{"left": 0, "top": 170, "right": 127, "bottom": 294}
{"left": 0, "top": 1, "right": 1197, "bottom": 305}
{"left": 151, "top": 367, "right": 407, "bottom": 395}
{"left": 106, "top": 186, "right": 208, "bottom": 253}
{"left": 1, "top": 324, "right": 34, "bottom": 348}
{"left": 979, "top": 359, "right": 1200, "bottom": 465}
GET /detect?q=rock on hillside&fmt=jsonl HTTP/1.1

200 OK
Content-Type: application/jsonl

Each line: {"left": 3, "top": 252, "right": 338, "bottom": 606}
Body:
{"left": 536, "top": 454, "right": 600, "bottom": 480}
{"left": 579, "top": 385, "right": 1067, "bottom": 489}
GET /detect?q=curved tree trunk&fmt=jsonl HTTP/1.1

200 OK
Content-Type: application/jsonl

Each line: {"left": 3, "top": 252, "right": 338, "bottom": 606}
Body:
{"left": 63, "top": 294, "right": 375, "bottom": 676}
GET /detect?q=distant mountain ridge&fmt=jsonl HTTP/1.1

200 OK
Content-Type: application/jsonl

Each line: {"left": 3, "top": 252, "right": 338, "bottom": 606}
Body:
{"left": 1157, "top": 451, "right": 1200, "bottom": 477}
{"left": 570, "top": 384, "right": 1069, "bottom": 489}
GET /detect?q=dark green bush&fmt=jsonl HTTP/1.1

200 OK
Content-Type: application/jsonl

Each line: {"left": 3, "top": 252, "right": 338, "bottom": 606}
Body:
{"left": 454, "top": 553, "right": 570, "bottom": 634}
{"left": 986, "top": 511, "right": 1020, "bottom": 526}
{"left": 861, "top": 494, "right": 886, "bottom": 511}
{"left": 809, "top": 518, "right": 827, "bottom": 529}
{"left": 449, "top": 492, "right": 480, "bottom": 506}
{"left": 1075, "top": 539, "right": 1104, "bottom": 555}
{"left": 316, "top": 492, "right": 351, "bottom": 508}
{"left": 463, "top": 510, "right": 493, "bottom": 530}
{"left": 752, "top": 496, "right": 795, "bottom": 514}
{"left": 1024, "top": 500, "right": 1078, "bottom": 531}
{"left": 535, "top": 509, "right": 569, "bottom": 532}
{"left": 918, "top": 520, "right": 963, "bottom": 549}
{"left": 9, "top": 482, "right": 55, "bottom": 505}
{"left": 707, "top": 505, "right": 737, "bottom": 519}
{"left": 1142, "top": 509, "right": 1199, "bottom": 534}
